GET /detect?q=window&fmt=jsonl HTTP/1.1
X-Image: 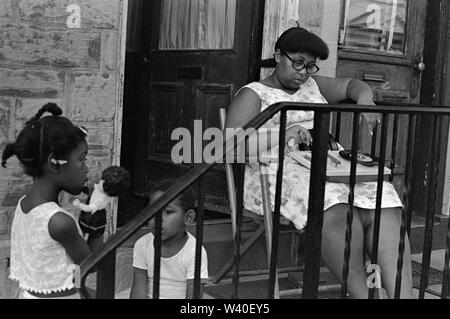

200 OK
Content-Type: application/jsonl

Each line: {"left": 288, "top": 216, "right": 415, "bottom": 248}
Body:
{"left": 339, "top": 0, "right": 408, "bottom": 55}
{"left": 159, "top": 0, "right": 237, "bottom": 50}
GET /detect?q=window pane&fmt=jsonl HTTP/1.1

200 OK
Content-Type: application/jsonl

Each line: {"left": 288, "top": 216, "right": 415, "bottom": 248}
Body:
{"left": 159, "top": 0, "right": 237, "bottom": 50}
{"left": 339, "top": 0, "right": 408, "bottom": 55}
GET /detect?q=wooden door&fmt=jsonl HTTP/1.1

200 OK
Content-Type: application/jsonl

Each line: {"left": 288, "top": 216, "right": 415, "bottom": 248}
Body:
{"left": 335, "top": 0, "right": 427, "bottom": 194}
{"left": 134, "top": 0, "right": 263, "bottom": 210}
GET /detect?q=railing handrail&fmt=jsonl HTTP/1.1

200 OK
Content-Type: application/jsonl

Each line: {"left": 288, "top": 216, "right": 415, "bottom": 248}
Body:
{"left": 80, "top": 101, "right": 450, "bottom": 298}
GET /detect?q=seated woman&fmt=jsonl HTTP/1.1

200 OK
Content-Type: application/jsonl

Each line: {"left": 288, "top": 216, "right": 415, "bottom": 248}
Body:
{"left": 225, "top": 27, "right": 413, "bottom": 299}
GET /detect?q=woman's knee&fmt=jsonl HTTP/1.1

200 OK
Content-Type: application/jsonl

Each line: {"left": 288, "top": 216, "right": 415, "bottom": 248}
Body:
{"left": 361, "top": 207, "right": 403, "bottom": 228}
{"left": 323, "top": 204, "right": 352, "bottom": 229}
{"left": 379, "top": 207, "right": 404, "bottom": 231}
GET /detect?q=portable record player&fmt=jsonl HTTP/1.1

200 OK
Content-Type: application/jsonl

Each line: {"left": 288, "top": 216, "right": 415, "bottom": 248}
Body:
{"left": 286, "top": 150, "right": 391, "bottom": 183}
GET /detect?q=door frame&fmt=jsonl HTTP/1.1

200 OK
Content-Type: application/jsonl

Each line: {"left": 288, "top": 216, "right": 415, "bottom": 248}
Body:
{"left": 413, "top": 0, "right": 450, "bottom": 218}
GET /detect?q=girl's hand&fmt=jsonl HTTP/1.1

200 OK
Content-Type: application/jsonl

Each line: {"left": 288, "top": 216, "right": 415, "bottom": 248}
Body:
{"left": 285, "top": 125, "right": 312, "bottom": 150}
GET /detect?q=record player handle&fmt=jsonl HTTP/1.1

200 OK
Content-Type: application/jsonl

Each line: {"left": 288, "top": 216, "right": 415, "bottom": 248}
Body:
{"left": 327, "top": 153, "right": 341, "bottom": 166}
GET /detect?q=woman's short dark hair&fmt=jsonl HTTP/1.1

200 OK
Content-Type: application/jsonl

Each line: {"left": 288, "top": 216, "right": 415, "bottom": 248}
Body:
{"left": 275, "top": 27, "right": 329, "bottom": 60}
{"left": 1, "top": 103, "right": 87, "bottom": 177}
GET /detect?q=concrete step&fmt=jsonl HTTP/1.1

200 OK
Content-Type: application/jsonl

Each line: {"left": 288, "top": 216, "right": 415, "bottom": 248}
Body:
{"left": 113, "top": 218, "right": 301, "bottom": 296}
{"left": 111, "top": 215, "right": 450, "bottom": 298}
{"left": 409, "top": 215, "right": 449, "bottom": 254}
{"left": 120, "top": 218, "right": 302, "bottom": 280}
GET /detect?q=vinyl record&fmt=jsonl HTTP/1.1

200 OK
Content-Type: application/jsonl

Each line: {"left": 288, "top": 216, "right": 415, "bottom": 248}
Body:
{"left": 339, "top": 150, "right": 376, "bottom": 166}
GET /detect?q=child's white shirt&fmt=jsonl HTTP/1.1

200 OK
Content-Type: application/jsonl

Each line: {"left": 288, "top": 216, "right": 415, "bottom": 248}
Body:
{"left": 9, "top": 196, "right": 82, "bottom": 294}
{"left": 133, "top": 232, "right": 209, "bottom": 299}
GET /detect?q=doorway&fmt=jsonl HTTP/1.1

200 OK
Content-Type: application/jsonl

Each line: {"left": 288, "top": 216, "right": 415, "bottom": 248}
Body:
{"left": 120, "top": 0, "right": 265, "bottom": 223}
{"left": 335, "top": 0, "right": 428, "bottom": 197}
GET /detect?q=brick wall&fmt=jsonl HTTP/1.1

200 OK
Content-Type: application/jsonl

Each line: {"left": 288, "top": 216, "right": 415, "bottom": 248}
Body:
{"left": 0, "top": 0, "right": 127, "bottom": 298}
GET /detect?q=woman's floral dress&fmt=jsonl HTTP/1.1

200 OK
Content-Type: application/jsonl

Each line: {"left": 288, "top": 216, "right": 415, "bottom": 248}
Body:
{"left": 241, "top": 79, "right": 403, "bottom": 230}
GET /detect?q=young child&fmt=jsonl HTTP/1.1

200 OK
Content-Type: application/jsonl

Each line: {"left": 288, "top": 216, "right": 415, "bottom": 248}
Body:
{"left": 2, "top": 103, "right": 99, "bottom": 299}
{"left": 130, "top": 179, "right": 209, "bottom": 299}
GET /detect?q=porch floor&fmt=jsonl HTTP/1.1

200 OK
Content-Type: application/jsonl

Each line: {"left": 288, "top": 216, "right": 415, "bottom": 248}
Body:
{"left": 113, "top": 195, "right": 449, "bottom": 299}
{"left": 114, "top": 255, "right": 444, "bottom": 299}
{"left": 111, "top": 244, "right": 448, "bottom": 299}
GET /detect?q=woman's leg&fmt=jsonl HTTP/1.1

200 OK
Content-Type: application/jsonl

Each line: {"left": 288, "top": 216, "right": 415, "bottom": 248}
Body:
{"left": 321, "top": 204, "right": 368, "bottom": 298}
{"left": 364, "top": 207, "right": 413, "bottom": 299}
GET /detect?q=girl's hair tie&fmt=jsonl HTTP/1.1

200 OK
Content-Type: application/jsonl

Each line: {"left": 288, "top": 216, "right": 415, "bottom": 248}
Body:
{"left": 50, "top": 159, "right": 68, "bottom": 165}
{"left": 78, "top": 126, "right": 88, "bottom": 136}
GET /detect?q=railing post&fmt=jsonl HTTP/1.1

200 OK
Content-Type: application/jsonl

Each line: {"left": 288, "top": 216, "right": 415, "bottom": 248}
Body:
{"left": 153, "top": 213, "right": 162, "bottom": 299}
{"left": 395, "top": 114, "right": 416, "bottom": 298}
{"left": 193, "top": 176, "right": 205, "bottom": 299}
{"left": 96, "top": 250, "right": 116, "bottom": 299}
{"left": 341, "top": 111, "right": 360, "bottom": 299}
{"left": 268, "top": 110, "right": 287, "bottom": 299}
{"left": 419, "top": 115, "right": 441, "bottom": 298}
{"left": 302, "top": 111, "right": 330, "bottom": 299}
{"left": 442, "top": 217, "right": 450, "bottom": 298}
{"left": 368, "top": 112, "right": 389, "bottom": 299}
{"left": 232, "top": 163, "right": 245, "bottom": 299}
{"left": 405, "top": 115, "right": 417, "bottom": 236}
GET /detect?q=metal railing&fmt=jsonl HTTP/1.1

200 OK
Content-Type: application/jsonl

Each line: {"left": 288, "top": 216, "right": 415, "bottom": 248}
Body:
{"left": 80, "top": 101, "right": 450, "bottom": 299}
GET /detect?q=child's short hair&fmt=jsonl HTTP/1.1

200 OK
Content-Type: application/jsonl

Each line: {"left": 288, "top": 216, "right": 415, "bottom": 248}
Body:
{"left": 151, "top": 179, "right": 196, "bottom": 211}
{"left": 1, "top": 103, "right": 87, "bottom": 177}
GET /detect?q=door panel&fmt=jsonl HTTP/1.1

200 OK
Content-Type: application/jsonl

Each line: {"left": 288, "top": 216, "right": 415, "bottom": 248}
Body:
{"left": 147, "top": 83, "right": 184, "bottom": 160}
{"left": 336, "top": 0, "right": 427, "bottom": 194}
{"left": 195, "top": 84, "right": 233, "bottom": 129}
{"left": 338, "top": 0, "right": 427, "bottom": 105}
{"left": 135, "top": 0, "right": 260, "bottom": 210}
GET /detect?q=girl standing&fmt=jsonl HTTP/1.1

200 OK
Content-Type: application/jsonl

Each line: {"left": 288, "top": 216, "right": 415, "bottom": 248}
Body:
{"left": 2, "top": 103, "right": 98, "bottom": 299}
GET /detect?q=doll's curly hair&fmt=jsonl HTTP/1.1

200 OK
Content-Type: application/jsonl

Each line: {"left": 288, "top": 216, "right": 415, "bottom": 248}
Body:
{"left": 101, "top": 166, "right": 131, "bottom": 196}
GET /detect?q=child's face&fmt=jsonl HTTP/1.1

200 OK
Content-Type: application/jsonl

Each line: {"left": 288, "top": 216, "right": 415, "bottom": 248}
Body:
{"left": 148, "top": 191, "right": 187, "bottom": 241}
{"left": 59, "top": 140, "right": 89, "bottom": 195}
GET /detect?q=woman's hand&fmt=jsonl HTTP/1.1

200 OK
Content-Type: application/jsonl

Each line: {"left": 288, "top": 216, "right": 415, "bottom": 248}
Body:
{"left": 362, "top": 113, "right": 381, "bottom": 133}
{"left": 285, "top": 125, "right": 312, "bottom": 151}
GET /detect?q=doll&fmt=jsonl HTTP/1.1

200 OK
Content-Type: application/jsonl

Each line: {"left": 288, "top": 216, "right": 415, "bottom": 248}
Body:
{"left": 74, "top": 165, "right": 131, "bottom": 214}
{"left": 74, "top": 166, "right": 130, "bottom": 235}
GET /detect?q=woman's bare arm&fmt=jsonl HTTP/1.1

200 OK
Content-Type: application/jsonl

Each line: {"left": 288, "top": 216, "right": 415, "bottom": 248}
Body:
{"left": 313, "top": 75, "right": 378, "bottom": 129}
{"left": 313, "top": 75, "right": 374, "bottom": 104}
{"left": 225, "top": 88, "right": 303, "bottom": 156}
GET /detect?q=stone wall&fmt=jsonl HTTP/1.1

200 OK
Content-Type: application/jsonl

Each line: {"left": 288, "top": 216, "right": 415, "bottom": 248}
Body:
{"left": 0, "top": 0, "right": 127, "bottom": 298}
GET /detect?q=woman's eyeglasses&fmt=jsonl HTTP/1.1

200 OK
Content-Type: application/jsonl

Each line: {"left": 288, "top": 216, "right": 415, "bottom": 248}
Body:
{"left": 283, "top": 52, "right": 320, "bottom": 74}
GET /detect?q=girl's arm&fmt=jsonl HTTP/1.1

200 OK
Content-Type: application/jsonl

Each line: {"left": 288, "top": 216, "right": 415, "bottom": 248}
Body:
{"left": 48, "top": 212, "right": 91, "bottom": 264}
{"left": 130, "top": 267, "right": 148, "bottom": 299}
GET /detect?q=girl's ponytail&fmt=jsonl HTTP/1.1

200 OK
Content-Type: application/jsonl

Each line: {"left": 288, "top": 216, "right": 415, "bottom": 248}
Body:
{"left": 26, "top": 103, "right": 63, "bottom": 125}
{"left": 1, "top": 143, "right": 16, "bottom": 168}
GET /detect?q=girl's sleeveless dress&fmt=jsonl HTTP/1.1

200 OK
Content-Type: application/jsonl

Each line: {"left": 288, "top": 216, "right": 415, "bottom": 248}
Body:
{"left": 241, "top": 78, "right": 402, "bottom": 230}
{"left": 10, "top": 196, "right": 83, "bottom": 297}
